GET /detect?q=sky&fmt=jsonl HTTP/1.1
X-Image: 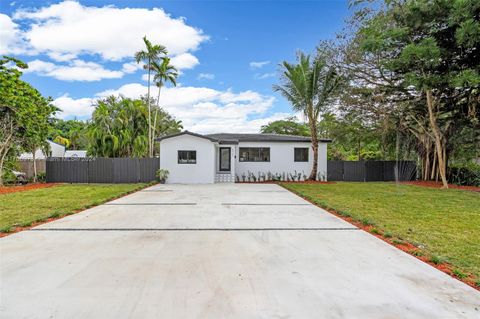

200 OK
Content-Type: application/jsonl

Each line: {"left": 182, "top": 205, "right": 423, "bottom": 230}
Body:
{"left": 0, "top": 0, "right": 351, "bottom": 133}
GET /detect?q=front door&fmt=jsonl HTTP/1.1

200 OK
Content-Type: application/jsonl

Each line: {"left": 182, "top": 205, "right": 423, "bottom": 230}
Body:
{"left": 219, "top": 147, "right": 231, "bottom": 172}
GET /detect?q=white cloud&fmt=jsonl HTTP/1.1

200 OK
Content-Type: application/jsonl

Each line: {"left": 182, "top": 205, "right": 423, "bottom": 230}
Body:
{"left": 0, "top": 13, "right": 25, "bottom": 55}
{"left": 9, "top": 1, "right": 208, "bottom": 62}
{"left": 54, "top": 82, "right": 284, "bottom": 133}
{"left": 254, "top": 72, "right": 276, "bottom": 80}
{"left": 24, "top": 59, "right": 123, "bottom": 81}
{"left": 53, "top": 94, "right": 94, "bottom": 119}
{"left": 122, "top": 61, "right": 142, "bottom": 74}
{"left": 170, "top": 53, "right": 199, "bottom": 70}
{"left": 249, "top": 61, "right": 270, "bottom": 69}
{"left": 197, "top": 73, "right": 215, "bottom": 80}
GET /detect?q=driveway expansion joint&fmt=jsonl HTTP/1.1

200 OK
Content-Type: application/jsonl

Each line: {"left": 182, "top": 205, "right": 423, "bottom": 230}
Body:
{"left": 28, "top": 227, "right": 359, "bottom": 232}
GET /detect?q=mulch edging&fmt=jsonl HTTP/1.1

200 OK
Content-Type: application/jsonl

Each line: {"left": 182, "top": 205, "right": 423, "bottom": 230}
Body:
{"left": 279, "top": 183, "right": 480, "bottom": 291}
{"left": 0, "top": 182, "right": 157, "bottom": 238}
{"left": 0, "top": 183, "right": 59, "bottom": 195}
{"left": 402, "top": 181, "right": 480, "bottom": 192}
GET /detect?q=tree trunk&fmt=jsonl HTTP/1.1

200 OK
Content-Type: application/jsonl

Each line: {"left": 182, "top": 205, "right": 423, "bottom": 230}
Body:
{"left": 32, "top": 147, "right": 37, "bottom": 183}
{"left": 308, "top": 121, "right": 318, "bottom": 181}
{"left": 147, "top": 58, "right": 152, "bottom": 158}
{"left": 152, "top": 85, "right": 162, "bottom": 156}
{"left": 426, "top": 89, "right": 448, "bottom": 188}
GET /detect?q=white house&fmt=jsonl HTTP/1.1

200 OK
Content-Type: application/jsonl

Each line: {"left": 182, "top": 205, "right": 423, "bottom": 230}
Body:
{"left": 157, "top": 131, "right": 331, "bottom": 184}
{"left": 18, "top": 140, "right": 66, "bottom": 159}
{"left": 19, "top": 140, "right": 88, "bottom": 159}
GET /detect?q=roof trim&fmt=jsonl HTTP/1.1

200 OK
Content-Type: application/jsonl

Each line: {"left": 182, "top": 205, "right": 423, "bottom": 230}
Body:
{"left": 155, "top": 131, "right": 218, "bottom": 143}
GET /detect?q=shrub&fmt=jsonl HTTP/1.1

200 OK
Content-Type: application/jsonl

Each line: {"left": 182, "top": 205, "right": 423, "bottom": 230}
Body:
{"left": 447, "top": 163, "right": 480, "bottom": 186}
{"left": 37, "top": 172, "right": 46, "bottom": 183}
{"left": 156, "top": 169, "right": 169, "bottom": 183}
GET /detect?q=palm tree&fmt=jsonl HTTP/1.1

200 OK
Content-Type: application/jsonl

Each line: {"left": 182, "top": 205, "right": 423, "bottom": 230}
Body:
{"left": 151, "top": 57, "right": 178, "bottom": 152}
{"left": 135, "top": 36, "right": 167, "bottom": 157}
{"left": 274, "top": 49, "right": 340, "bottom": 180}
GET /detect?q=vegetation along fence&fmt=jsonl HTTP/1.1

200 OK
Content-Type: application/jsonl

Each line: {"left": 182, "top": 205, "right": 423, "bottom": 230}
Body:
{"left": 18, "top": 160, "right": 46, "bottom": 179}
{"left": 327, "top": 160, "right": 417, "bottom": 182}
{"left": 46, "top": 158, "right": 159, "bottom": 183}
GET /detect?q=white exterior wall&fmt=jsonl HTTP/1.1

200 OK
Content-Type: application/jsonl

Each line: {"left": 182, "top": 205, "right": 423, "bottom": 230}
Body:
{"left": 160, "top": 135, "right": 216, "bottom": 184}
{"left": 19, "top": 140, "right": 65, "bottom": 159}
{"left": 235, "top": 142, "right": 328, "bottom": 180}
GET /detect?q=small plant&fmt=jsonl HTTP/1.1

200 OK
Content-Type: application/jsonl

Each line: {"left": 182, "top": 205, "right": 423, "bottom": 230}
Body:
{"left": 37, "top": 172, "right": 47, "bottom": 183}
{"left": 475, "top": 280, "right": 480, "bottom": 288}
{"left": 361, "top": 217, "right": 374, "bottom": 226}
{"left": 384, "top": 232, "right": 393, "bottom": 238}
{"left": 392, "top": 239, "right": 404, "bottom": 245}
{"left": 302, "top": 171, "right": 307, "bottom": 181}
{"left": 430, "top": 255, "right": 444, "bottom": 265}
{"left": 409, "top": 250, "right": 423, "bottom": 257}
{"left": 241, "top": 173, "right": 246, "bottom": 182}
{"left": 452, "top": 269, "right": 467, "bottom": 279}
{"left": 156, "top": 169, "right": 169, "bottom": 184}
{"left": 370, "top": 228, "right": 380, "bottom": 235}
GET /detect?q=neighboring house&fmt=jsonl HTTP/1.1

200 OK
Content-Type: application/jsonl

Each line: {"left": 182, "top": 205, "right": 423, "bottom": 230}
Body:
{"left": 64, "top": 150, "right": 88, "bottom": 158}
{"left": 19, "top": 140, "right": 88, "bottom": 159}
{"left": 157, "top": 131, "right": 331, "bottom": 184}
{"left": 18, "top": 140, "right": 66, "bottom": 159}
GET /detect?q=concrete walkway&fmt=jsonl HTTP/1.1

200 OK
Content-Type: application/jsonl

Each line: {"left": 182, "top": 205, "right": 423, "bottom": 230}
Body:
{"left": 1, "top": 183, "right": 479, "bottom": 318}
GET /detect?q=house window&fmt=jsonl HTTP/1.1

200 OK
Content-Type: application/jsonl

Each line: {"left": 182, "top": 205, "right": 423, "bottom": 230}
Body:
{"left": 239, "top": 147, "right": 270, "bottom": 162}
{"left": 178, "top": 150, "right": 196, "bottom": 164}
{"left": 294, "top": 148, "right": 309, "bottom": 162}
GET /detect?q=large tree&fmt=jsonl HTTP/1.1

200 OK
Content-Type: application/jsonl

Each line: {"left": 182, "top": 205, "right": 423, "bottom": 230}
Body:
{"left": 342, "top": 0, "right": 480, "bottom": 187}
{"left": 274, "top": 47, "right": 341, "bottom": 180}
{"left": 0, "top": 56, "right": 57, "bottom": 184}
{"left": 135, "top": 36, "right": 167, "bottom": 157}
{"left": 87, "top": 96, "right": 181, "bottom": 157}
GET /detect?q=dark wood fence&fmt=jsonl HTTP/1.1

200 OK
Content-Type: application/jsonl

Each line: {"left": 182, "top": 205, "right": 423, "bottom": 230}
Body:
{"left": 327, "top": 160, "right": 417, "bottom": 182}
{"left": 46, "top": 158, "right": 159, "bottom": 183}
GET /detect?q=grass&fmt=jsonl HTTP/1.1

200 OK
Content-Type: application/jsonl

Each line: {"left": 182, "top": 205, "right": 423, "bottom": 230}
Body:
{"left": 281, "top": 182, "right": 480, "bottom": 280}
{"left": 0, "top": 183, "right": 148, "bottom": 232}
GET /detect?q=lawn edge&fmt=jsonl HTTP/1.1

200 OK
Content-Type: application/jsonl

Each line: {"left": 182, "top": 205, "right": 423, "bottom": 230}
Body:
{"left": 0, "top": 182, "right": 157, "bottom": 238}
{"left": 278, "top": 182, "right": 480, "bottom": 291}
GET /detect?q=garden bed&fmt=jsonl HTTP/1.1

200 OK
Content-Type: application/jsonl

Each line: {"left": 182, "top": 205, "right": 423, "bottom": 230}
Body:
{"left": 0, "top": 183, "right": 59, "bottom": 195}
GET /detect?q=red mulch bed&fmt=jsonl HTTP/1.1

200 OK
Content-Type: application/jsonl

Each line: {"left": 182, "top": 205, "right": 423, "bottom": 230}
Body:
{"left": 281, "top": 185, "right": 480, "bottom": 291}
{"left": 403, "top": 181, "right": 480, "bottom": 192}
{"left": 0, "top": 183, "right": 59, "bottom": 195}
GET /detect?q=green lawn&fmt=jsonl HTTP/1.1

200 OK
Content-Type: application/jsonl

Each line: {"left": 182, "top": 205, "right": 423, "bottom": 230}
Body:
{"left": 281, "top": 182, "right": 480, "bottom": 280}
{"left": 0, "top": 184, "right": 148, "bottom": 232}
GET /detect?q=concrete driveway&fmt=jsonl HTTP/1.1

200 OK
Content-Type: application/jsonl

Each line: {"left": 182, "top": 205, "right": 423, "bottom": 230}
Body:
{"left": 1, "top": 184, "right": 479, "bottom": 318}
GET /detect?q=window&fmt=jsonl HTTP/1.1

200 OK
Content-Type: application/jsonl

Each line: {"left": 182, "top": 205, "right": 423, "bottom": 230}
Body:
{"left": 294, "top": 148, "right": 309, "bottom": 162}
{"left": 178, "top": 150, "right": 196, "bottom": 164}
{"left": 239, "top": 147, "right": 270, "bottom": 162}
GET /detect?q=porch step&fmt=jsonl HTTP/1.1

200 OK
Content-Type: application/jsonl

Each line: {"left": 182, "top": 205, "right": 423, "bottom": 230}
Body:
{"left": 215, "top": 173, "right": 235, "bottom": 183}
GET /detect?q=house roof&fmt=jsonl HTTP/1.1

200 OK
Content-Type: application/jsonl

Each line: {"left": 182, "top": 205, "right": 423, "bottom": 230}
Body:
{"left": 156, "top": 131, "right": 332, "bottom": 143}
{"left": 206, "top": 133, "right": 331, "bottom": 143}
{"left": 156, "top": 131, "right": 218, "bottom": 142}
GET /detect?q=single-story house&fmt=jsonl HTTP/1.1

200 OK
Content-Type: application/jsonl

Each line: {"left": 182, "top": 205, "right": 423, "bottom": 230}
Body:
{"left": 157, "top": 131, "right": 331, "bottom": 184}
{"left": 19, "top": 140, "right": 88, "bottom": 159}
{"left": 19, "top": 140, "right": 66, "bottom": 159}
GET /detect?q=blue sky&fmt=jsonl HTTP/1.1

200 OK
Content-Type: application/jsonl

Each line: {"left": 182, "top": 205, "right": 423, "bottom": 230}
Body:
{"left": 0, "top": 0, "right": 351, "bottom": 133}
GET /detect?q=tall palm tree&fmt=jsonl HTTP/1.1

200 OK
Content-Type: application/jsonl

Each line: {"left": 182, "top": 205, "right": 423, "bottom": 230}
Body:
{"left": 274, "top": 49, "right": 341, "bottom": 180}
{"left": 135, "top": 36, "right": 167, "bottom": 157}
{"left": 151, "top": 57, "right": 178, "bottom": 152}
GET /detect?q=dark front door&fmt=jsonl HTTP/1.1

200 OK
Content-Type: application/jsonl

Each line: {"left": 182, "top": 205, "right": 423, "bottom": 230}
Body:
{"left": 219, "top": 147, "right": 231, "bottom": 171}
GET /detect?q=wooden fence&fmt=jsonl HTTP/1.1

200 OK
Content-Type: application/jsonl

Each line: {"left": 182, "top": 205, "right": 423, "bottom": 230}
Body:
{"left": 46, "top": 158, "right": 159, "bottom": 183}
{"left": 18, "top": 160, "right": 46, "bottom": 179}
{"left": 327, "top": 160, "right": 417, "bottom": 182}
